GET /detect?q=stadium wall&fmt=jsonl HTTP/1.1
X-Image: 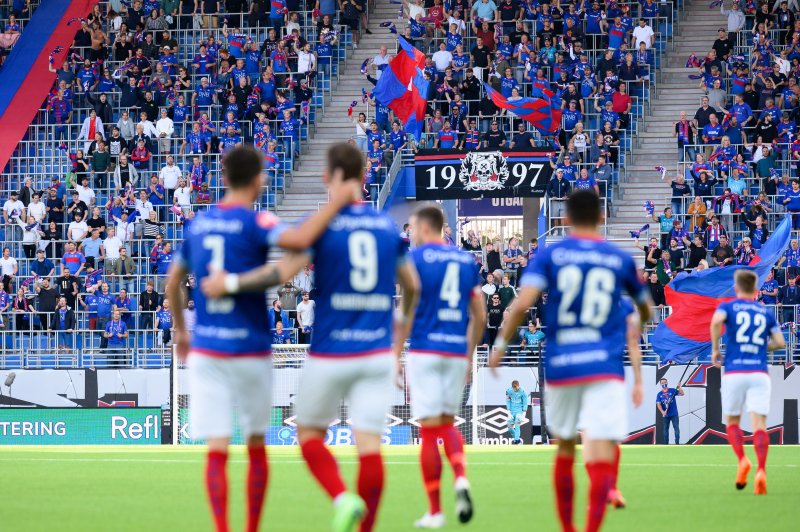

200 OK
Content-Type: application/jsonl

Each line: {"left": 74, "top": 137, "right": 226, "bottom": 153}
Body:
{"left": 1, "top": 365, "right": 797, "bottom": 445}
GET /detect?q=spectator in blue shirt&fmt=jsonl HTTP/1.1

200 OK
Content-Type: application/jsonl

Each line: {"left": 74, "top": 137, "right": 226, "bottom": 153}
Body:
{"left": 104, "top": 309, "right": 129, "bottom": 366}
{"left": 272, "top": 321, "right": 293, "bottom": 344}
{"left": 656, "top": 378, "right": 684, "bottom": 444}
{"left": 155, "top": 298, "right": 174, "bottom": 347}
{"left": 760, "top": 271, "right": 779, "bottom": 306}
{"left": 782, "top": 179, "right": 800, "bottom": 229}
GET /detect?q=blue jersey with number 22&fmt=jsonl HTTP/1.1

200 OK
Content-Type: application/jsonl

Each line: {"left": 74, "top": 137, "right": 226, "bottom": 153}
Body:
{"left": 177, "top": 205, "right": 286, "bottom": 357}
{"left": 408, "top": 243, "right": 482, "bottom": 356}
{"left": 520, "top": 236, "right": 646, "bottom": 385}
{"left": 309, "top": 203, "right": 406, "bottom": 357}
{"left": 715, "top": 299, "right": 779, "bottom": 374}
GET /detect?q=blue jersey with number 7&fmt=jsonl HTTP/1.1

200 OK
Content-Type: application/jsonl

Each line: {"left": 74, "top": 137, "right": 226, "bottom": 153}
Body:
{"left": 308, "top": 203, "right": 407, "bottom": 357}
{"left": 176, "top": 205, "right": 286, "bottom": 357}
{"left": 715, "top": 299, "right": 779, "bottom": 374}
{"left": 519, "top": 236, "right": 646, "bottom": 385}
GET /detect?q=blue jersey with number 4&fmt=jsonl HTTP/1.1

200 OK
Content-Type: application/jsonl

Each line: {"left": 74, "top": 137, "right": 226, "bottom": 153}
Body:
{"left": 520, "top": 236, "right": 646, "bottom": 385}
{"left": 309, "top": 204, "right": 406, "bottom": 357}
{"left": 177, "top": 206, "right": 286, "bottom": 357}
{"left": 408, "top": 243, "right": 482, "bottom": 357}
{"left": 716, "top": 299, "right": 779, "bottom": 374}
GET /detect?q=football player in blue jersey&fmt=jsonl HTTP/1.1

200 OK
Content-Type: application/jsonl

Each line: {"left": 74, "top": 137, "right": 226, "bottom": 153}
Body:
{"left": 201, "top": 143, "right": 420, "bottom": 532}
{"left": 711, "top": 270, "right": 785, "bottom": 496}
{"left": 405, "top": 204, "right": 486, "bottom": 529}
{"left": 167, "top": 145, "right": 351, "bottom": 532}
{"left": 490, "top": 190, "right": 651, "bottom": 532}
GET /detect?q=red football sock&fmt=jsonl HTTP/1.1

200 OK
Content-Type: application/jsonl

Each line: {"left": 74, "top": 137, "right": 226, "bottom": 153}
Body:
{"left": 585, "top": 461, "right": 614, "bottom": 532}
{"left": 300, "top": 438, "right": 347, "bottom": 500}
{"left": 419, "top": 426, "right": 443, "bottom": 515}
{"left": 553, "top": 454, "right": 575, "bottom": 532}
{"left": 611, "top": 444, "right": 621, "bottom": 490}
{"left": 358, "top": 453, "right": 385, "bottom": 532}
{"left": 206, "top": 450, "right": 229, "bottom": 532}
{"left": 753, "top": 430, "right": 769, "bottom": 471}
{"left": 246, "top": 446, "right": 268, "bottom": 532}
{"left": 441, "top": 425, "right": 467, "bottom": 480}
{"left": 726, "top": 424, "right": 745, "bottom": 461}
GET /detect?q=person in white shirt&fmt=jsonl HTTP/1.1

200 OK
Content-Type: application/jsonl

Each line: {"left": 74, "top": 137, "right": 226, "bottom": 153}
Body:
{"left": 155, "top": 108, "right": 174, "bottom": 155}
{"left": 134, "top": 190, "right": 154, "bottom": 254}
{"left": 102, "top": 226, "right": 123, "bottom": 273}
{"left": 295, "top": 291, "right": 316, "bottom": 343}
{"left": 67, "top": 212, "right": 89, "bottom": 245}
{"left": 632, "top": 18, "right": 655, "bottom": 49}
{"left": 3, "top": 191, "right": 25, "bottom": 241}
{"left": 431, "top": 42, "right": 453, "bottom": 76}
{"left": 111, "top": 211, "right": 135, "bottom": 244}
{"left": 27, "top": 192, "right": 46, "bottom": 223}
{"left": 295, "top": 41, "right": 317, "bottom": 75}
{"left": 372, "top": 46, "right": 391, "bottom": 79}
{"left": 75, "top": 176, "right": 96, "bottom": 206}
{"left": 405, "top": 0, "right": 426, "bottom": 20}
{"left": 138, "top": 111, "right": 159, "bottom": 138}
{"left": 183, "top": 299, "right": 196, "bottom": 332}
{"left": 174, "top": 177, "right": 192, "bottom": 214}
{"left": 0, "top": 247, "right": 19, "bottom": 292}
{"left": 159, "top": 155, "right": 182, "bottom": 204}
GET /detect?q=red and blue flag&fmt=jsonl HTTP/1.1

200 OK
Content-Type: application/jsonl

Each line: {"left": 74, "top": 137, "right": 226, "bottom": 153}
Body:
{"left": 483, "top": 82, "right": 561, "bottom": 134}
{"left": 372, "top": 36, "right": 429, "bottom": 140}
{"left": 652, "top": 214, "right": 792, "bottom": 363}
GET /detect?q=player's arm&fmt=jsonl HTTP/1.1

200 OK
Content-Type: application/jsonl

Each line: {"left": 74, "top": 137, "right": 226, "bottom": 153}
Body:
{"left": 466, "top": 286, "right": 488, "bottom": 374}
{"left": 709, "top": 309, "right": 726, "bottom": 367}
{"left": 274, "top": 170, "right": 355, "bottom": 251}
{"left": 767, "top": 326, "right": 786, "bottom": 352}
{"left": 626, "top": 310, "right": 644, "bottom": 408}
{"left": 489, "top": 285, "right": 541, "bottom": 367}
{"left": 202, "top": 253, "right": 310, "bottom": 297}
{"left": 393, "top": 259, "right": 421, "bottom": 362}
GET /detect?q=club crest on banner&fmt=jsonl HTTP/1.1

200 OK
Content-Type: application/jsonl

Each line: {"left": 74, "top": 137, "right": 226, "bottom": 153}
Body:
{"left": 459, "top": 151, "right": 509, "bottom": 191}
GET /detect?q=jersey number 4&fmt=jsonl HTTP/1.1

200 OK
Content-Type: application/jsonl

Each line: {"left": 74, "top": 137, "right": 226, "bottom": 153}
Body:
{"left": 556, "top": 265, "right": 614, "bottom": 328}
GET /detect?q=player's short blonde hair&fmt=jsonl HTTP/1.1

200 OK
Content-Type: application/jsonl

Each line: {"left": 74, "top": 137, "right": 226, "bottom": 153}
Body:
{"left": 735, "top": 269, "right": 757, "bottom": 294}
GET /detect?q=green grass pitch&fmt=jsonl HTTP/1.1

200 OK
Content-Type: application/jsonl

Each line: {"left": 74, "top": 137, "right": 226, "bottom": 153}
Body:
{"left": 0, "top": 445, "right": 798, "bottom": 531}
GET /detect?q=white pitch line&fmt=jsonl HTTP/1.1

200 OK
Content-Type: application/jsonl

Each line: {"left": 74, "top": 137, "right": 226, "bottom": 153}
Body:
{"left": 0, "top": 457, "right": 795, "bottom": 468}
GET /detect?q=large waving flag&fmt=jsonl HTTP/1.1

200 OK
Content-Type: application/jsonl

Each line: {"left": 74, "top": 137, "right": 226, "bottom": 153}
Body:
{"left": 372, "top": 36, "right": 429, "bottom": 140}
{"left": 0, "top": 0, "right": 99, "bottom": 175}
{"left": 652, "top": 214, "right": 792, "bottom": 363}
{"left": 483, "top": 82, "right": 562, "bottom": 134}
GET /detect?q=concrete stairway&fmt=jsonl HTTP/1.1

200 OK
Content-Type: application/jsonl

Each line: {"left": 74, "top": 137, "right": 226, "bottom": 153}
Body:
{"left": 608, "top": 0, "right": 721, "bottom": 256}
{"left": 276, "top": 4, "right": 402, "bottom": 223}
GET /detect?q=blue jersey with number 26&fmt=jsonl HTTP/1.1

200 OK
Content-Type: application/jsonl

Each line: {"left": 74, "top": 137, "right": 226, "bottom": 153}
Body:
{"left": 520, "top": 236, "right": 646, "bottom": 385}
{"left": 716, "top": 299, "right": 779, "bottom": 374}
{"left": 408, "top": 243, "right": 482, "bottom": 357}
{"left": 309, "top": 203, "right": 406, "bottom": 357}
{"left": 177, "top": 205, "right": 286, "bottom": 357}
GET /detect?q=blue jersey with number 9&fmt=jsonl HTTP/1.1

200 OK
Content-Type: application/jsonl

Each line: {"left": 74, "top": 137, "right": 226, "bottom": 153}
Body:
{"left": 519, "top": 236, "right": 646, "bottom": 385}
{"left": 308, "top": 203, "right": 406, "bottom": 357}
{"left": 176, "top": 206, "right": 286, "bottom": 357}
{"left": 715, "top": 299, "right": 778, "bottom": 374}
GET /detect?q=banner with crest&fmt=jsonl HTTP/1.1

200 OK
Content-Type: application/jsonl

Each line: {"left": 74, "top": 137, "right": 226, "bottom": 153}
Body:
{"left": 414, "top": 148, "right": 552, "bottom": 200}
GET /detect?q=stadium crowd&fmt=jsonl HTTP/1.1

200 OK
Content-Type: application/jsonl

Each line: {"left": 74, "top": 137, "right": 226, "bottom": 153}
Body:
{"left": 4, "top": 0, "right": 800, "bottom": 366}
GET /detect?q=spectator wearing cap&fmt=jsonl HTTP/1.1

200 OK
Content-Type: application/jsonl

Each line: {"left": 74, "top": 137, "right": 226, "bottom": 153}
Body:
{"left": 712, "top": 28, "right": 735, "bottom": 60}
{"left": 2, "top": 190, "right": 24, "bottom": 241}
{"left": 711, "top": 234, "right": 734, "bottom": 267}
{"left": 31, "top": 249, "right": 55, "bottom": 282}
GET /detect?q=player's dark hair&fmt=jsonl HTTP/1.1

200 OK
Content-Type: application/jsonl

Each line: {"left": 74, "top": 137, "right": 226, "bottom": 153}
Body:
{"left": 327, "top": 142, "right": 364, "bottom": 182}
{"left": 222, "top": 146, "right": 263, "bottom": 190}
{"left": 566, "top": 190, "right": 601, "bottom": 226}
{"left": 414, "top": 204, "right": 445, "bottom": 233}
{"left": 735, "top": 270, "right": 757, "bottom": 294}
